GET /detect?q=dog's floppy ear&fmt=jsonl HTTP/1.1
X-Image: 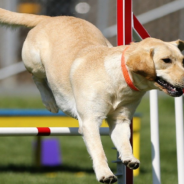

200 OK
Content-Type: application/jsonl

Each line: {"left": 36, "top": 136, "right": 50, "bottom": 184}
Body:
{"left": 126, "top": 49, "right": 156, "bottom": 81}
{"left": 170, "top": 39, "right": 184, "bottom": 51}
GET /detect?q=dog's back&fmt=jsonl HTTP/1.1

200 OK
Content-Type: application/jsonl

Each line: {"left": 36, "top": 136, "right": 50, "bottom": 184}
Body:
{"left": 0, "top": 8, "right": 112, "bottom": 116}
{"left": 21, "top": 15, "right": 110, "bottom": 115}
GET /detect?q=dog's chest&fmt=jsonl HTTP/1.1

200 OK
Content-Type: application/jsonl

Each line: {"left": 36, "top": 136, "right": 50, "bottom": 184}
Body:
{"left": 110, "top": 85, "right": 145, "bottom": 114}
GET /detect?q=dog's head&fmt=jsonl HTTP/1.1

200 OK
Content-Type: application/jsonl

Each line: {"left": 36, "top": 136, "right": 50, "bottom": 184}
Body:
{"left": 126, "top": 38, "right": 184, "bottom": 97}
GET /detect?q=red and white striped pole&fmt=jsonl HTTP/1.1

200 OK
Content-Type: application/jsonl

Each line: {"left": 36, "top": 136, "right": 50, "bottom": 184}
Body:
{"left": 117, "top": 0, "right": 133, "bottom": 184}
{"left": 0, "top": 127, "right": 109, "bottom": 136}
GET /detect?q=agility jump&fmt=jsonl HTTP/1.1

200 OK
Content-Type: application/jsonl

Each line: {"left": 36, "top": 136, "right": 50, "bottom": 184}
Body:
{"left": 0, "top": 0, "right": 184, "bottom": 184}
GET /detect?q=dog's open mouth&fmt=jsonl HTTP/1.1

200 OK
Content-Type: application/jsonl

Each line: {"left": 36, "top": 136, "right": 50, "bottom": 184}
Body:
{"left": 155, "top": 77, "right": 183, "bottom": 97}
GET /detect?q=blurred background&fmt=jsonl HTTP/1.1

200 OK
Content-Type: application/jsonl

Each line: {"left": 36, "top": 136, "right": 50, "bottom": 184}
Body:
{"left": 0, "top": 1, "right": 183, "bottom": 184}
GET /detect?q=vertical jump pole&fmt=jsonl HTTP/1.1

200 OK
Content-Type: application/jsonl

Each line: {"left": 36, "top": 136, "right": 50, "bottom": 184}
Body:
{"left": 174, "top": 97, "right": 184, "bottom": 184}
{"left": 133, "top": 15, "right": 161, "bottom": 184}
{"left": 117, "top": 0, "right": 133, "bottom": 184}
{"left": 149, "top": 90, "right": 161, "bottom": 184}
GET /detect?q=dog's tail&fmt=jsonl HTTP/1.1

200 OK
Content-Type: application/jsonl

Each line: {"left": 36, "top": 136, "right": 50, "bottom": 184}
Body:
{"left": 0, "top": 8, "right": 48, "bottom": 28}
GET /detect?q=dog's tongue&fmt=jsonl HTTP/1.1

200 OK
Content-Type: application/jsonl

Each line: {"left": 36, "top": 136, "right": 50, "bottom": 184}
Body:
{"left": 183, "top": 89, "right": 184, "bottom": 93}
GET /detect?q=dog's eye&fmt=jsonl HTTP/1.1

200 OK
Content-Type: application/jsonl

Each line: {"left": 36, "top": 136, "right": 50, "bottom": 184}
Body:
{"left": 183, "top": 59, "right": 184, "bottom": 67}
{"left": 162, "top": 58, "right": 172, "bottom": 63}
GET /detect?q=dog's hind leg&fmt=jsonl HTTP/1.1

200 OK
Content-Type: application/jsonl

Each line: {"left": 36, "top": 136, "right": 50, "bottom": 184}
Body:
{"left": 22, "top": 32, "right": 59, "bottom": 114}
{"left": 33, "top": 75, "right": 59, "bottom": 113}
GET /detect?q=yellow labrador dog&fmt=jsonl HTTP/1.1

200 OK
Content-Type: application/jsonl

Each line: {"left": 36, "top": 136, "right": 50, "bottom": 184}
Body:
{"left": 0, "top": 8, "right": 184, "bottom": 183}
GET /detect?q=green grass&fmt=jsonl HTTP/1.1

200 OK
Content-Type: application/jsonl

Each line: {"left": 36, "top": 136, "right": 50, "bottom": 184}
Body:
{"left": 0, "top": 95, "right": 181, "bottom": 184}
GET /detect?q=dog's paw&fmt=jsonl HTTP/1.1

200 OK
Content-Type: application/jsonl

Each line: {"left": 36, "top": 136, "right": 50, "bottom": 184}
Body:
{"left": 95, "top": 166, "right": 117, "bottom": 184}
{"left": 123, "top": 157, "right": 140, "bottom": 170}
{"left": 99, "top": 175, "right": 117, "bottom": 184}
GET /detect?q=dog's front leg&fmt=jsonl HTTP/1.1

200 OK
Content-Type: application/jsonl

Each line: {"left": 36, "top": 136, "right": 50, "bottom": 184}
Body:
{"left": 107, "top": 117, "right": 140, "bottom": 170}
{"left": 81, "top": 116, "right": 117, "bottom": 183}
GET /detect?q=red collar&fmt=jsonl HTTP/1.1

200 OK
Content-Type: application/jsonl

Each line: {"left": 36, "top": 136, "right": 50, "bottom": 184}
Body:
{"left": 121, "top": 46, "right": 139, "bottom": 91}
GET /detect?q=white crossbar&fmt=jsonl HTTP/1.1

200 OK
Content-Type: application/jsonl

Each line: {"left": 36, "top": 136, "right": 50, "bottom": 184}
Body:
{"left": 0, "top": 127, "right": 109, "bottom": 136}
